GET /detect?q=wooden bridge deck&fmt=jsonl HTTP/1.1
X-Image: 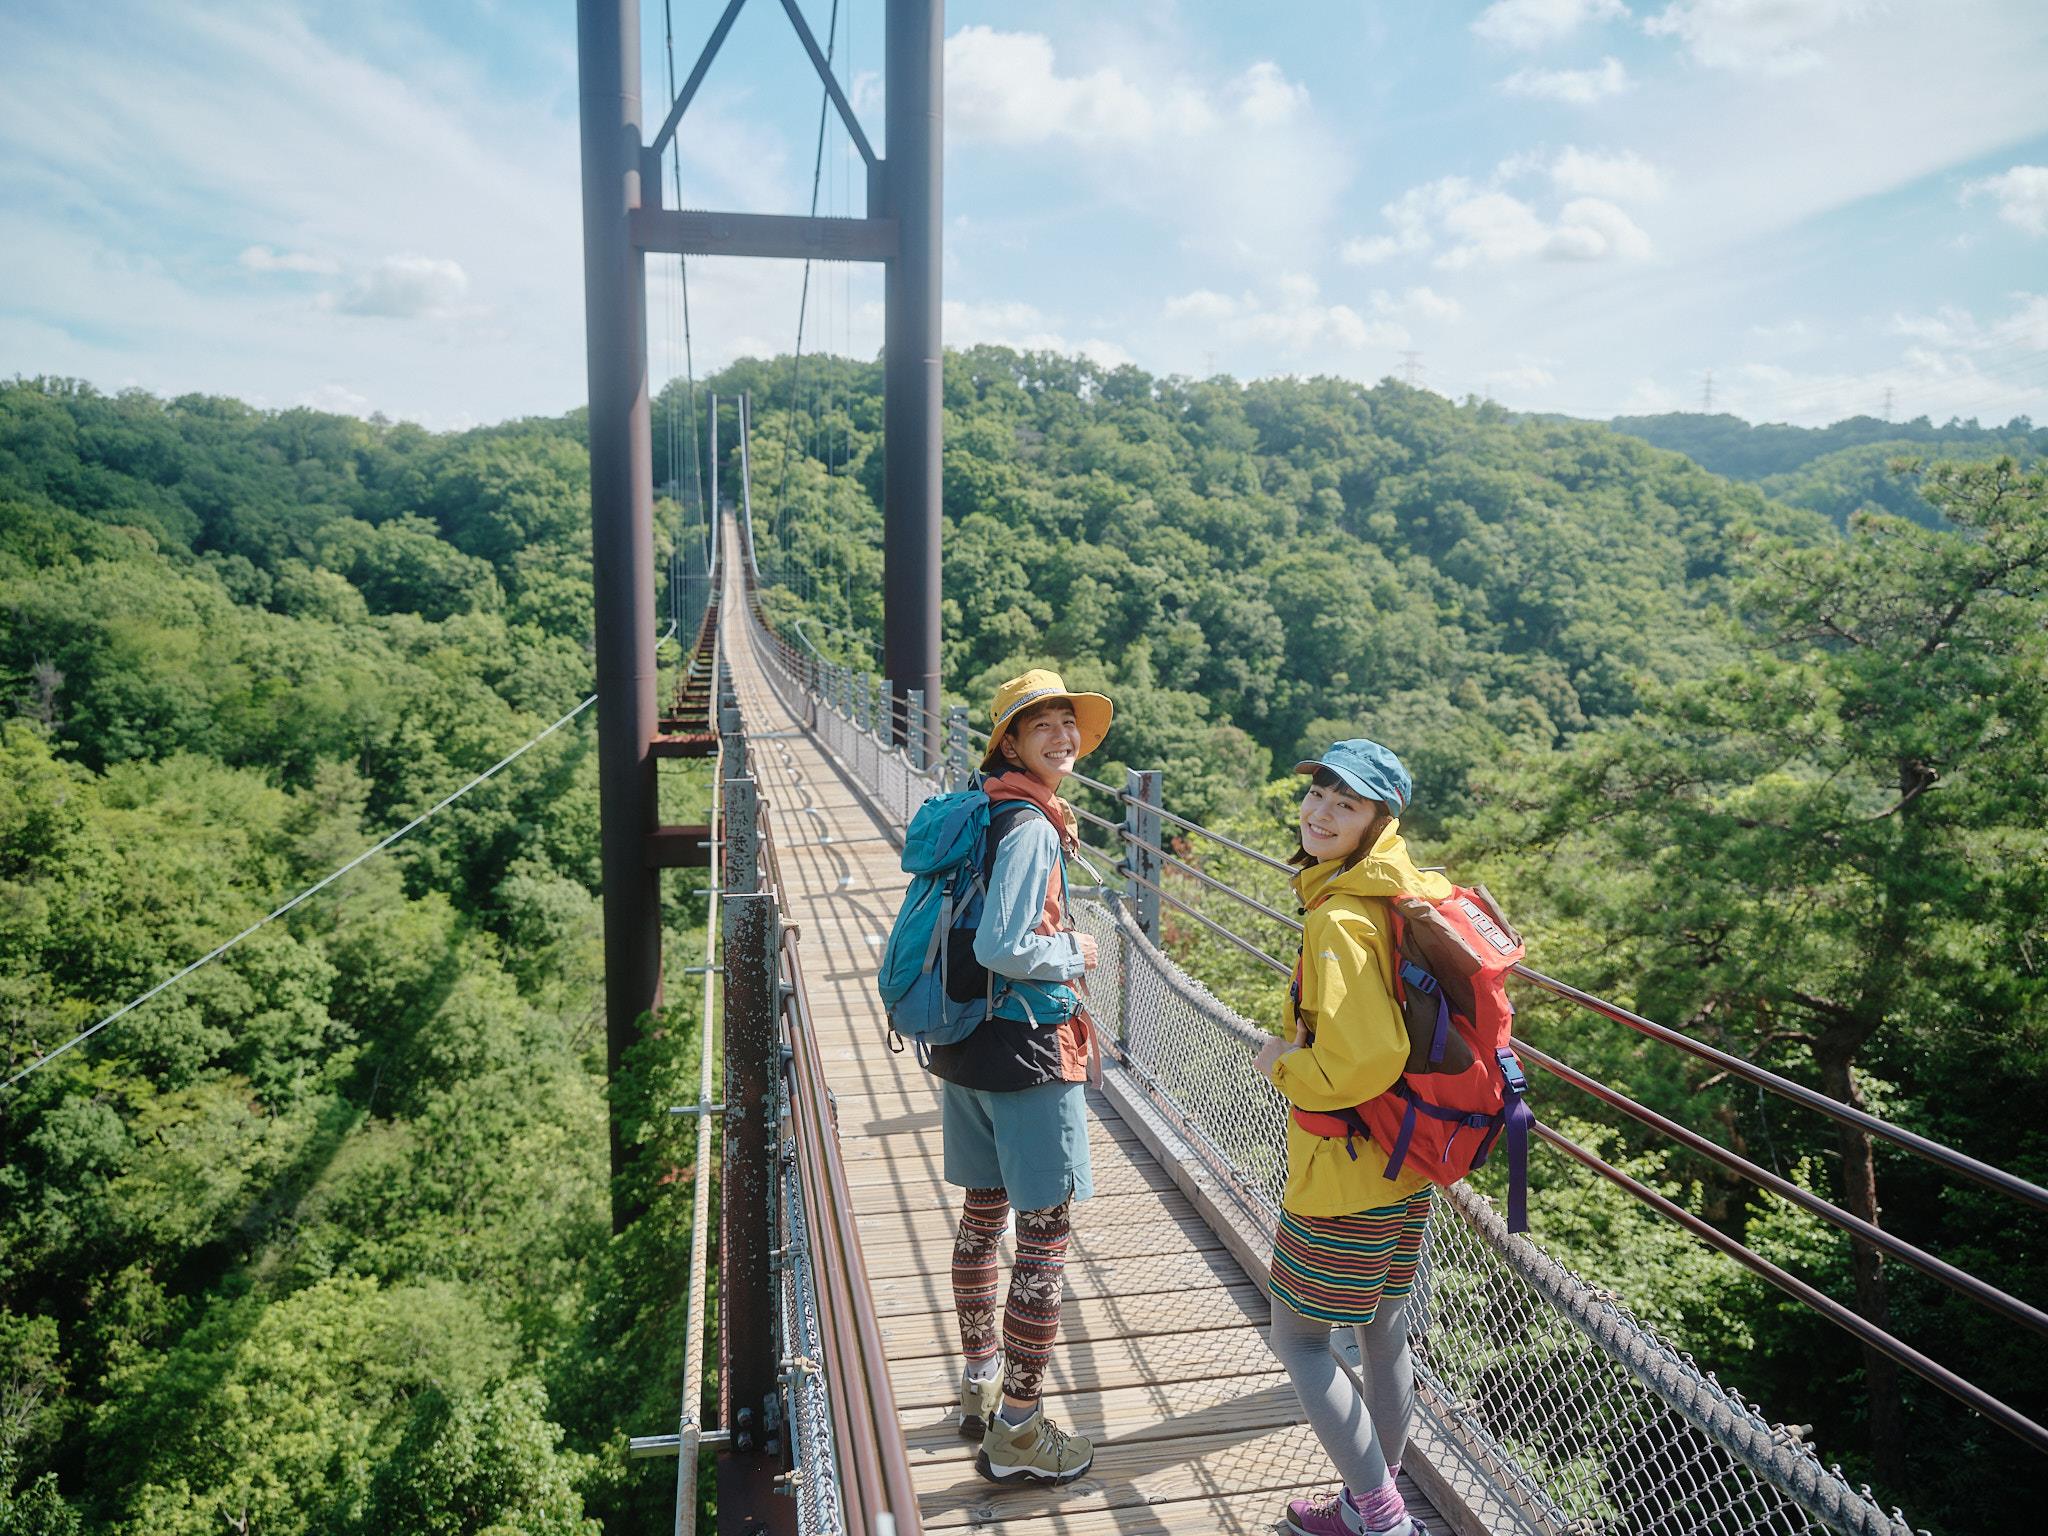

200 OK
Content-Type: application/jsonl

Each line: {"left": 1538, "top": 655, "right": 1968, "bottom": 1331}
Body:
{"left": 725, "top": 607, "right": 1448, "bottom": 1535}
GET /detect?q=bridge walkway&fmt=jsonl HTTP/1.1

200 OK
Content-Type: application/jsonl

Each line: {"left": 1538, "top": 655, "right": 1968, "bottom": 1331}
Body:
{"left": 724, "top": 599, "right": 1449, "bottom": 1534}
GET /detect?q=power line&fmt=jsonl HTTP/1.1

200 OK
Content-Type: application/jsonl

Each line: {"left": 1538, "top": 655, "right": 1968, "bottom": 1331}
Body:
{"left": 773, "top": 0, "right": 843, "bottom": 600}
{"left": 3, "top": 692, "right": 601, "bottom": 1093}
{"left": 663, "top": 0, "right": 709, "bottom": 613}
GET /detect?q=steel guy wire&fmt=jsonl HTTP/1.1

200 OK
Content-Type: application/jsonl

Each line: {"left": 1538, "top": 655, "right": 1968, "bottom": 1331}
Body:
{"left": 3, "top": 692, "right": 600, "bottom": 1093}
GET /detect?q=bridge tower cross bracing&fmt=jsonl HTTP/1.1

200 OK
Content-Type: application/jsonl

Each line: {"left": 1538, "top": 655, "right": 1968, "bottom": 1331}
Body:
{"left": 576, "top": 0, "right": 947, "bottom": 1229}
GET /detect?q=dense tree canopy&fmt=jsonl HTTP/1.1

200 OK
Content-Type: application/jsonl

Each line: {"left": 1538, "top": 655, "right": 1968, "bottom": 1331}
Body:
{"left": 0, "top": 378, "right": 709, "bottom": 1535}
{"left": 4, "top": 360, "right": 2041, "bottom": 1535}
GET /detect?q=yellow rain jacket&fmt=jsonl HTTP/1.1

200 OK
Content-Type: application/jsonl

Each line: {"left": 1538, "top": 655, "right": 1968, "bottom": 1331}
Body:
{"left": 1269, "top": 820, "right": 1453, "bottom": 1217}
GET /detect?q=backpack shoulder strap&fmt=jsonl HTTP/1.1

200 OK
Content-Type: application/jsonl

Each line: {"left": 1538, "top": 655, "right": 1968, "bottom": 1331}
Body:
{"left": 981, "top": 799, "right": 1049, "bottom": 881}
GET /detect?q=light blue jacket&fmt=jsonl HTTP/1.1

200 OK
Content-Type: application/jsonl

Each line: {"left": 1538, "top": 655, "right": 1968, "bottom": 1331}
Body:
{"left": 973, "top": 814, "right": 1086, "bottom": 1024}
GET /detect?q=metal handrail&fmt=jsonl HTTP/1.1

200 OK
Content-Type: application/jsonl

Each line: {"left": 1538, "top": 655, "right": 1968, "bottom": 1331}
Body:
{"left": 672, "top": 714, "right": 719, "bottom": 1532}
{"left": 1512, "top": 963, "right": 2048, "bottom": 1214}
{"left": 1518, "top": 1042, "right": 2048, "bottom": 1340}
{"left": 730, "top": 513, "right": 924, "bottom": 1533}
{"left": 1538, "top": 1120, "right": 2048, "bottom": 1456}
{"left": 776, "top": 912, "right": 923, "bottom": 1532}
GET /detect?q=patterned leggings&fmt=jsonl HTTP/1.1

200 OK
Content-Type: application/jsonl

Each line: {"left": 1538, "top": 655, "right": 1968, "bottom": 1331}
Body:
{"left": 952, "top": 1187, "right": 1072, "bottom": 1404}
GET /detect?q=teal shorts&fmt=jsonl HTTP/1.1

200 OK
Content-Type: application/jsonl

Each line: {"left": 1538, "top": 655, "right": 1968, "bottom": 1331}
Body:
{"left": 940, "top": 1079, "right": 1093, "bottom": 1211}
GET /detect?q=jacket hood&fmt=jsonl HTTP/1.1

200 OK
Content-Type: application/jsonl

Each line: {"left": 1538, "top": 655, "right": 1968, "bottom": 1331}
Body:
{"left": 1292, "top": 819, "right": 1454, "bottom": 908}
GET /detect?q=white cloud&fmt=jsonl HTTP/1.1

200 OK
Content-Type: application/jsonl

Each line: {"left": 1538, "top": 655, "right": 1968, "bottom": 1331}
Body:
{"left": 1727, "top": 293, "right": 2048, "bottom": 425}
{"left": 1473, "top": 0, "right": 1630, "bottom": 51}
{"left": 1161, "top": 276, "right": 1409, "bottom": 355}
{"left": 936, "top": 297, "right": 1130, "bottom": 369}
{"left": 1500, "top": 56, "right": 1632, "bottom": 103}
{"left": 1234, "top": 60, "right": 1310, "bottom": 126}
{"left": 1644, "top": 0, "right": 1870, "bottom": 75}
{"left": 239, "top": 244, "right": 338, "bottom": 275}
{"left": 330, "top": 254, "right": 469, "bottom": 319}
{"left": 1963, "top": 164, "right": 2048, "bottom": 237}
{"left": 1482, "top": 361, "right": 1561, "bottom": 394}
{"left": 1163, "top": 290, "right": 1239, "bottom": 322}
{"left": 1350, "top": 174, "right": 1654, "bottom": 269}
{"left": 300, "top": 382, "right": 374, "bottom": 415}
{"left": 1550, "top": 146, "right": 1666, "bottom": 201}
{"left": 1078, "top": 337, "right": 1137, "bottom": 370}
{"left": 943, "top": 27, "right": 1343, "bottom": 269}
{"left": 1890, "top": 292, "right": 2048, "bottom": 353}
{"left": 1393, "top": 286, "right": 1464, "bottom": 321}
{"left": 946, "top": 27, "right": 1206, "bottom": 147}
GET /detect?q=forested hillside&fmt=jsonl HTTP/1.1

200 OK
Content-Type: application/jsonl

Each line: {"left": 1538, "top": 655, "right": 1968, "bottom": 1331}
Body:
{"left": 722, "top": 349, "right": 1832, "bottom": 829}
{"left": 4, "top": 357, "right": 2043, "bottom": 1535}
{"left": 735, "top": 348, "right": 2048, "bottom": 1534}
{"left": 1610, "top": 409, "right": 2048, "bottom": 529}
{"left": 0, "top": 380, "right": 708, "bottom": 1535}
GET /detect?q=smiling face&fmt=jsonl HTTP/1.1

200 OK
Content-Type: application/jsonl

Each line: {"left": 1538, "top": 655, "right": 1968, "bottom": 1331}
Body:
{"left": 1298, "top": 775, "right": 1384, "bottom": 865}
{"left": 999, "top": 700, "right": 1082, "bottom": 787}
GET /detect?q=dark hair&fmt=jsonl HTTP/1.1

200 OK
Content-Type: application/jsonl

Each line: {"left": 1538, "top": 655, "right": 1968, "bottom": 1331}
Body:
{"left": 1289, "top": 765, "right": 1387, "bottom": 869}
{"left": 992, "top": 697, "right": 1075, "bottom": 767}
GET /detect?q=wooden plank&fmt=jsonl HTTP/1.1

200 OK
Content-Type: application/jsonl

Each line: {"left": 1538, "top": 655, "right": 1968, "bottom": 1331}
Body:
{"left": 858, "top": 1186, "right": 1211, "bottom": 1253}
{"left": 900, "top": 1373, "right": 1301, "bottom": 1458}
{"left": 850, "top": 1151, "right": 1181, "bottom": 1216}
{"left": 913, "top": 1419, "right": 1351, "bottom": 1529}
{"left": 861, "top": 1217, "right": 1230, "bottom": 1281}
{"left": 835, "top": 1121, "right": 1145, "bottom": 1162}
{"left": 857, "top": 1204, "right": 1227, "bottom": 1281}
{"left": 890, "top": 1322, "right": 1283, "bottom": 1409}
{"left": 912, "top": 1481, "right": 1441, "bottom": 1536}
{"left": 879, "top": 1281, "right": 1267, "bottom": 1360}
{"left": 864, "top": 1243, "right": 1258, "bottom": 1317}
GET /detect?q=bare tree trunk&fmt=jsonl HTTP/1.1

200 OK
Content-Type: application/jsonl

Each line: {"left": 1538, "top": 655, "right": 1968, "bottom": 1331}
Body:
{"left": 1817, "top": 1033, "right": 1905, "bottom": 1485}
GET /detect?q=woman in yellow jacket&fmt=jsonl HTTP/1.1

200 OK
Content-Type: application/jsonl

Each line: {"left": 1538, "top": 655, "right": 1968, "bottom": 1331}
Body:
{"left": 1253, "top": 739, "right": 1449, "bottom": 1536}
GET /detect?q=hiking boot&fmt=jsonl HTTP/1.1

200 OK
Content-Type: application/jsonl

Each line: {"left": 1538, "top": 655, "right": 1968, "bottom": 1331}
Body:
{"left": 1284, "top": 1490, "right": 1416, "bottom": 1536}
{"left": 974, "top": 1404, "right": 1094, "bottom": 1485}
{"left": 959, "top": 1365, "right": 1002, "bottom": 1440}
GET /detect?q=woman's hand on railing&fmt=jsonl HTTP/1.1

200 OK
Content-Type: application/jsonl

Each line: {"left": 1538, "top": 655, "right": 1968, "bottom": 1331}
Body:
{"left": 1252, "top": 1021, "right": 1306, "bottom": 1081}
{"left": 1076, "top": 932, "right": 1099, "bottom": 971}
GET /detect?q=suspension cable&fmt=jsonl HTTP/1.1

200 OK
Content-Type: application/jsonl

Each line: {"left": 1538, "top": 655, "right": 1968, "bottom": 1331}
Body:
{"left": 663, "top": 0, "right": 709, "bottom": 588}
{"left": 772, "top": 0, "right": 843, "bottom": 591}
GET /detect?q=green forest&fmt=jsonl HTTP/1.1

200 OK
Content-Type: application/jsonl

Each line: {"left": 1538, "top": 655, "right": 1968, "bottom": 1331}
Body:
{"left": 0, "top": 379, "right": 712, "bottom": 1535}
{"left": 3, "top": 355, "right": 2044, "bottom": 1534}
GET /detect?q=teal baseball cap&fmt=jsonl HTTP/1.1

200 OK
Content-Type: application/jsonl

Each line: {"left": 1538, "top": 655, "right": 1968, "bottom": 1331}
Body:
{"left": 1294, "top": 738, "right": 1413, "bottom": 816}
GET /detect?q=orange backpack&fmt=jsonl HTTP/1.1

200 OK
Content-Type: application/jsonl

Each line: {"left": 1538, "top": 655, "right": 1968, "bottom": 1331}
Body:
{"left": 1291, "top": 885, "right": 1535, "bottom": 1232}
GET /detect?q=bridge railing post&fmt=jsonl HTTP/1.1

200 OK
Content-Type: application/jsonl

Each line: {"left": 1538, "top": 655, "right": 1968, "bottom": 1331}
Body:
{"left": 907, "top": 688, "right": 926, "bottom": 771}
{"left": 1124, "top": 767, "right": 1163, "bottom": 947}
{"left": 945, "top": 705, "right": 970, "bottom": 791}
{"left": 718, "top": 728, "right": 782, "bottom": 1459}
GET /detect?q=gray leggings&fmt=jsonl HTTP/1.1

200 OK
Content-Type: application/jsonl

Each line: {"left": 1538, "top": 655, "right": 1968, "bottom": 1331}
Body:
{"left": 1268, "top": 1293, "right": 1417, "bottom": 1493}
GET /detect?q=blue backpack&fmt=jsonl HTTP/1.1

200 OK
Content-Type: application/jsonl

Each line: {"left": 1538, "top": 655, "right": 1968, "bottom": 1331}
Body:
{"left": 877, "top": 787, "right": 1043, "bottom": 1059}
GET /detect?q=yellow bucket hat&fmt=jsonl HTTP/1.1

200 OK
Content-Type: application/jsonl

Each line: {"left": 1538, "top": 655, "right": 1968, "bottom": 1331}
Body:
{"left": 981, "top": 668, "right": 1114, "bottom": 771}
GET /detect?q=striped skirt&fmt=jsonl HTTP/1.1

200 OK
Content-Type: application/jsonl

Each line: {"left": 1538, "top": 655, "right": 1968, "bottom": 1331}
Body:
{"left": 1268, "top": 1189, "right": 1435, "bottom": 1325}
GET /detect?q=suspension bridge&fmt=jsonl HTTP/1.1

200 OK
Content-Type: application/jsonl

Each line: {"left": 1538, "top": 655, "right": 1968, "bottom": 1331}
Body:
{"left": 8, "top": 4, "right": 2040, "bottom": 1534}
{"left": 595, "top": 1, "right": 2048, "bottom": 1531}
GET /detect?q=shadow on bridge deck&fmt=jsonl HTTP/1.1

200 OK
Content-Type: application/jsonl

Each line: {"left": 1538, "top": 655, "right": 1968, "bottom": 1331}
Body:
{"left": 726, "top": 609, "right": 1448, "bottom": 1536}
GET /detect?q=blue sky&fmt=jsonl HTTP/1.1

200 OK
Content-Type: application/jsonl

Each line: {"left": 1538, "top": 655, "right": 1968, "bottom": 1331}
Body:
{"left": 3, "top": 0, "right": 2045, "bottom": 430}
